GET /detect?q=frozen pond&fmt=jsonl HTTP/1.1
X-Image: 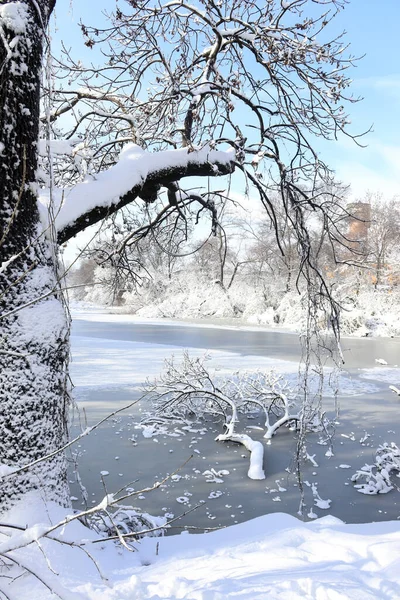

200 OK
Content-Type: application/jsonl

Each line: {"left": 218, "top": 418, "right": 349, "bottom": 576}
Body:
{"left": 69, "top": 311, "right": 400, "bottom": 530}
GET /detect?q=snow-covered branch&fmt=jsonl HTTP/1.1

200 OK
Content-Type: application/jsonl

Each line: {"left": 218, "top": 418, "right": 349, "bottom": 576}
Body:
{"left": 38, "top": 143, "right": 235, "bottom": 245}
{"left": 215, "top": 431, "right": 265, "bottom": 480}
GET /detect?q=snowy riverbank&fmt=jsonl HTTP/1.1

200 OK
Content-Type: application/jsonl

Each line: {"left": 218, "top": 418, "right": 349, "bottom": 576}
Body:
{"left": 3, "top": 495, "right": 400, "bottom": 599}
{"left": 70, "top": 285, "right": 400, "bottom": 338}
{"left": 3, "top": 308, "right": 400, "bottom": 599}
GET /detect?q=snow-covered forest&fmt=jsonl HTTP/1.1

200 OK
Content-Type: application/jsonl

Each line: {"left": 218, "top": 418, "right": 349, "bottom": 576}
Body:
{"left": 71, "top": 193, "right": 400, "bottom": 337}
{"left": 1, "top": 0, "right": 400, "bottom": 598}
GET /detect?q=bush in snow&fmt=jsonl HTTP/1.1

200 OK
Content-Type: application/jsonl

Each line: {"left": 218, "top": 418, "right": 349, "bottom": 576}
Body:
{"left": 88, "top": 506, "right": 167, "bottom": 541}
{"left": 351, "top": 443, "right": 400, "bottom": 494}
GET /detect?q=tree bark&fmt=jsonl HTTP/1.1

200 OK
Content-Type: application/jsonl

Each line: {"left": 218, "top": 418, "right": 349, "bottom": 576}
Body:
{"left": 0, "top": 0, "right": 70, "bottom": 513}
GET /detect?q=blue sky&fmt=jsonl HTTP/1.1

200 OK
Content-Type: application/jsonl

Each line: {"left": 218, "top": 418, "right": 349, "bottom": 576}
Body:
{"left": 52, "top": 0, "right": 400, "bottom": 202}
{"left": 317, "top": 0, "right": 400, "bottom": 199}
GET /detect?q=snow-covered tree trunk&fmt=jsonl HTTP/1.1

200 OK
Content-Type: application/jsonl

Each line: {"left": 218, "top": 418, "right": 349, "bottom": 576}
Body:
{"left": 0, "top": 0, "right": 70, "bottom": 513}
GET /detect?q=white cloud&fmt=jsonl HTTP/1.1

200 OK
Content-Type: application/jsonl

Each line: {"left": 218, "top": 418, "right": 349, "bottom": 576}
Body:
{"left": 357, "top": 74, "right": 400, "bottom": 99}
{"left": 329, "top": 135, "right": 400, "bottom": 200}
{"left": 334, "top": 159, "right": 399, "bottom": 200}
{"left": 375, "top": 142, "right": 400, "bottom": 172}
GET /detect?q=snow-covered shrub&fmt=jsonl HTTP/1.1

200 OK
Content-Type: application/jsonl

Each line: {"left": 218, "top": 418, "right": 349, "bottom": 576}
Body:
{"left": 144, "top": 352, "right": 299, "bottom": 435}
{"left": 88, "top": 507, "right": 167, "bottom": 539}
{"left": 351, "top": 443, "right": 400, "bottom": 494}
{"left": 332, "top": 277, "right": 400, "bottom": 337}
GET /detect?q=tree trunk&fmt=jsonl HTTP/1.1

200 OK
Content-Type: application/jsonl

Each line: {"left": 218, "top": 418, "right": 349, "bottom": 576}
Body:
{"left": 0, "top": 0, "right": 70, "bottom": 513}
{"left": 374, "top": 256, "right": 382, "bottom": 289}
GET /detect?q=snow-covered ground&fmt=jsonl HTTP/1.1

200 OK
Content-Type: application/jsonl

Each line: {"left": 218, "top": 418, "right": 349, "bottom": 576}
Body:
{"left": 2, "top": 308, "right": 400, "bottom": 599}
{"left": 70, "top": 302, "right": 296, "bottom": 333}
{"left": 70, "top": 299, "right": 400, "bottom": 340}
{"left": 3, "top": 496, "right": 400, "bottom": 599}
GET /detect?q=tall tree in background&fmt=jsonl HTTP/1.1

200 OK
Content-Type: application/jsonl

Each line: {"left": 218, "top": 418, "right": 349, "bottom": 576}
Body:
{"left": 366, "top": 195, "right": 400, "bottom": 287}
{"left": 0, "top": 0, "right": 357, "bottom": 514}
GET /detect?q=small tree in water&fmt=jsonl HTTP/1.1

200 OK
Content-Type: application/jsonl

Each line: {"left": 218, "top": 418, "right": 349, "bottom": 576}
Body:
{"left": 142, "top": 352, "right": 304, "bottom": 480}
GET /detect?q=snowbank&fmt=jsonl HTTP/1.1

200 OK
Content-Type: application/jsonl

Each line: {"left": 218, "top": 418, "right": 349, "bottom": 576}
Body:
{"left": 2, "top": 498, "right": 400, "bottom": 599}
{"left": 71, "top": 271, "right": 400, "bottom": 337}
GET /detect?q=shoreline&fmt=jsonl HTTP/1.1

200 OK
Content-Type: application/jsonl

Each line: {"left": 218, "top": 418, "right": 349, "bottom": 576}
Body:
{"left": 70, "top": 302, "right": 399, "bottom": 341}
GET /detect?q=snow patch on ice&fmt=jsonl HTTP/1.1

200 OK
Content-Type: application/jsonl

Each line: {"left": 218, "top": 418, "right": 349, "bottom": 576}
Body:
{"left": 360, "top": 366, "right": 400, "bottom": 383}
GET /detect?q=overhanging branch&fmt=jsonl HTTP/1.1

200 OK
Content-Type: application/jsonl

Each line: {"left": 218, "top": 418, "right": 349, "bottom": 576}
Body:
{"left": 56, "top": 152, "right": 235, "bottom": 245}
